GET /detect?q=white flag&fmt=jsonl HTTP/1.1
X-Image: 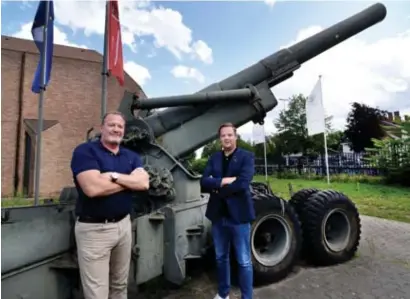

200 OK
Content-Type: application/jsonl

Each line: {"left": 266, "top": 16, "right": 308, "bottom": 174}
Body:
{"left": 252, "top": 123, "right": 265, "bottom": 144}
{"left": 306, "top": 76, "right": 326, "bottom": 136}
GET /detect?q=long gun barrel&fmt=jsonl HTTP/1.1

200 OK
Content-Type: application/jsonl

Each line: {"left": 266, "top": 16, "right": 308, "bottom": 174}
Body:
{"left": 134, "top": 87, "right": 255, "bottom": 110}
{"left": 142, "top": 3, "right": 386, "bottom": 141}
{"left": 118, "top": 3, "right": 387, "bottom": 159}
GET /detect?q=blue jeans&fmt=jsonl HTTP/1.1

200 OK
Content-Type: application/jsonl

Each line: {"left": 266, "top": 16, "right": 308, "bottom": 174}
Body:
{"left": 212, "top": 218, "right": 253, "bottom": 299}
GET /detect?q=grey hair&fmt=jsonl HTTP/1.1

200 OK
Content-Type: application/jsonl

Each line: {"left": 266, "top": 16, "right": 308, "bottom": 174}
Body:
{"left": 101, "top": 111, "right": 126, "bottom": 124}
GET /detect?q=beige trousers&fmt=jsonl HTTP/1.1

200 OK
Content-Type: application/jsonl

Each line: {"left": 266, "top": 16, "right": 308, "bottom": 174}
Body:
{"left": 74, "top": 214, "right": 132, "bottom": 299}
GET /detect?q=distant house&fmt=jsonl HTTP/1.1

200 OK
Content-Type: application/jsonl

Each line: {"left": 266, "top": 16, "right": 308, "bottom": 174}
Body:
{"left": 341, "top": 142, "right": 354, "bottom": 154}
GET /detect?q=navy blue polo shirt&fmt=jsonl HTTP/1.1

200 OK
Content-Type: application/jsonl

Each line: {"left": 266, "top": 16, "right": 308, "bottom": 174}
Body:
{"left": 70, "top": 140, "right": 143, "bottom": 219}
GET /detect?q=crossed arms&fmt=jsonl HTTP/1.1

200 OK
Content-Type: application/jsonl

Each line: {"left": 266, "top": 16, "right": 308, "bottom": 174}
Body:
{"left": 200, "top": 152, "right": 255, "bottom": 198}
{"left": 71, "top": 147, "right": 149, "bottom": 198}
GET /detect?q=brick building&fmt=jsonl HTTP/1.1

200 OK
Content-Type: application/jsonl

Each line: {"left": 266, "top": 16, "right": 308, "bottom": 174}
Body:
{"left": 1, "top": 35, "right": 145, "bottom": 198}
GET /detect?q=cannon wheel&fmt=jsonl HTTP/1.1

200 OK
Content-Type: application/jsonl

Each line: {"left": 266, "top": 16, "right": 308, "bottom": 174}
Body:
{"left": 288, "top": 188, "right": 319, "bottom": 257}
{"left": 250, "top": 195, "right": 303, "bottom": 285}
{"left": 297, "top": 190, "right": 361, "bottom": 265}
{"left": 288, "top": 188, "right": 320, "bottom": 214}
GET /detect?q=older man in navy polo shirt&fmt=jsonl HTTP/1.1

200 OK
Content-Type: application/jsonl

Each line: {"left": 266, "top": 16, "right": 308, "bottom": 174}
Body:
{"left": 70, "top": 111, "right": 149, "bottom": 299}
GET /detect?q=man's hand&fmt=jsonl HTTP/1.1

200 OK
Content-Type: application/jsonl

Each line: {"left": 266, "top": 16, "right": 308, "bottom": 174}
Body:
{"left": 221, "top": 177, "right": 236, "bottom": 186}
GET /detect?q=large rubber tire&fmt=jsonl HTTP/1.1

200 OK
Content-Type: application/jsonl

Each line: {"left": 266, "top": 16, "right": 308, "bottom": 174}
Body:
{"left": 288, "top": 188, "right": 320, "bottom": 257}
{"left": 250, "top": 196, "right": 303, "bottom": 285}
{"left": 301, "top": 190, "right": 361, "bottom": 266}
{"left": 288, "top": 188, "right": 319, "bottom": 215}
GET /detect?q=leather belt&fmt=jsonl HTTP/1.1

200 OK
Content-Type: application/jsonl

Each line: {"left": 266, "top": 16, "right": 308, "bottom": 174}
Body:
{"left": 77, "top": 213, "right": 128, "bottom": 224}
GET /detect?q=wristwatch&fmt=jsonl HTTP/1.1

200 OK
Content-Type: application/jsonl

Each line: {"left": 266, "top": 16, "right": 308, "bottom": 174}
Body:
{"left": 111, "top": 172, "right": 119, "bottom": 182}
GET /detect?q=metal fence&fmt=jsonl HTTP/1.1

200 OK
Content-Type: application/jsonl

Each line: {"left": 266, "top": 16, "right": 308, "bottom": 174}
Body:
{"left": 254, "top": 152, "right": 383, "bottom": 176}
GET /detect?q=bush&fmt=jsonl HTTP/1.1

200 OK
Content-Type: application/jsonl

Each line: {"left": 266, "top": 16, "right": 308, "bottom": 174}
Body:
{"left": 384, "top": 165, "right": 410, "bottom": 187}
{"left": 188, "top": 158, "right": 208, "bottom": 174}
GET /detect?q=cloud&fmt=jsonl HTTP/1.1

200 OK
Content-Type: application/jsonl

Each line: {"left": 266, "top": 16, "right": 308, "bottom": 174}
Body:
{"left": 12, "top": 22, "right": 88, "bottom": 49}
{"left": 191, "top": 40, "right": 213, "bottom": 64}
{"left": 19, "top": 0, "right": 33, "bottom": 10}
{"left": 11, "top": 22, "right": 151, "bottom": 88}
{"left": 171, "top": 65, "right": 205, "bottom": 83}
{"left": 124, "top": 61, "right": 151, "bottom": 86}
{"left": 237, "top": 26, "right": 410, "bottom": 141}
{"left": 264, "top": 0, "right": 276, "bottom": 8}
{"left": 52, "top": 0, "right": 213, "bottom": 64}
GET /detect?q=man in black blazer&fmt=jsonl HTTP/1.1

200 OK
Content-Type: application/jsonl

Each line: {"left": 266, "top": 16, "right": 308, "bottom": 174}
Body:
{"left": 200, "top": 122, "right": 255, "bottom": 299}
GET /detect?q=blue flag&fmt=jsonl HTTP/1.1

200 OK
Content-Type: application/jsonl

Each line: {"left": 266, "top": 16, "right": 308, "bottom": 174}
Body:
{"left": 31, "top": 0, "right": 54, "bottom": 94}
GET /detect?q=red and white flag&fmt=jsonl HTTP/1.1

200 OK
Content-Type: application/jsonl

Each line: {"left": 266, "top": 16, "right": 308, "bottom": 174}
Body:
{"left": 107, "top": 0, "right": 124, "bottom": 86}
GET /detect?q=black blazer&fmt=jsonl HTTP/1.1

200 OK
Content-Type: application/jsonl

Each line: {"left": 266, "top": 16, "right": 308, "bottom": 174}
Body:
{"left": 200, "top": 148, "right": 255, "bottom": 224}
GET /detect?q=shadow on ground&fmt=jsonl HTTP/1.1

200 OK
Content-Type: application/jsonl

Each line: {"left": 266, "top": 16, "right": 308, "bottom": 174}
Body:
{"left": 130, "top": 249, "right": 328, "bottom": 299}
{"left": 131, "top": 250, "right": 219, "bottom": 299}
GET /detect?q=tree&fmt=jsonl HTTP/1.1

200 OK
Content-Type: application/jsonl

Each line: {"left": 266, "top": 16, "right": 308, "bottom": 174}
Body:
{"left": 326, "top": 130, "right": 343, "bottom": 152}
{"left": 344, "top": 102, "right": 387, "bottom": 153}
{"left": 201, "top": 140, "right": 221, "bottom": 159}
{"left": 273, "top": 94, "right": 334, "bottom": 155}
{"left": 181, "top": 152, "right": 196, "bottom": 163}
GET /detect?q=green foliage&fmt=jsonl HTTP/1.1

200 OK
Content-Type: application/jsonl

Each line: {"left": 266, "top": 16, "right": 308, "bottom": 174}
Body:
{"left": 364, "top": 118, "right": 410, "bottom": 187}
{"left": 344, "top": 102, "right": 387, "bottom": 153}
{"left": 189, "top": 158, "right": 208, "bottom": 174}
{"left": 273, "top": 94, "right": 340, "bottom": 156}
{"left": 275, "top": 94, "right": 332, "bottom": 134}
{"left": 181, "top": 152, "right": 196, "bottom": 163}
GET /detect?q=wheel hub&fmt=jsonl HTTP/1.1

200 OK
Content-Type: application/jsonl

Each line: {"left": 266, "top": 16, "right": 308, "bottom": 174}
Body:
{"left": 251, "top": 214, "right": 292, "bottom": 267}
{"left": 322, "top": 208, "right": 351, "bottom": 252}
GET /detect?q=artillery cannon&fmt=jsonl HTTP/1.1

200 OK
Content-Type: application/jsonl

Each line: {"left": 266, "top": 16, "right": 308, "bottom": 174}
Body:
{"left": 1, "top": 3, "right": 387, "bottom": 298}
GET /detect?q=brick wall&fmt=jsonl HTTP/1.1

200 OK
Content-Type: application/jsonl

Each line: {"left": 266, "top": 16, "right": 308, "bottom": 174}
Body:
{"left": 1, "top": 36, "right": 144, "bottom": 198}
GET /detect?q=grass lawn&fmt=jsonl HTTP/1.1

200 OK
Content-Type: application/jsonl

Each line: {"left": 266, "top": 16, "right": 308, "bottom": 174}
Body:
{"left": 1, "top": 197, "right": 53, "bottom": 208}
{"left": 253, "top": 175, "right": 410, "bottom": 223}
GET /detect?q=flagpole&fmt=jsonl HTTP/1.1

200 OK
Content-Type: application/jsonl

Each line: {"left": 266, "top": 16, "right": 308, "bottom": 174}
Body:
{"left": 33, "top": 0, "right": 50, "bottom": 206}
{"left": 263, "top": 136, "right": 268, "bottom": 182}
{"left": 319, "top": 75, "right": 330, "bottom": 185}
{"left": 323, "top": 130, "right": 330, "bottom": 185}
{"left": 101, "top": 0, "right": 109, "bottom": 120}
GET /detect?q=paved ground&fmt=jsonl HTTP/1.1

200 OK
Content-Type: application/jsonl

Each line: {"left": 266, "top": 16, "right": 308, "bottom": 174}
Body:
{"left": 135, "top": 215, "right": 410, "bottom": 299}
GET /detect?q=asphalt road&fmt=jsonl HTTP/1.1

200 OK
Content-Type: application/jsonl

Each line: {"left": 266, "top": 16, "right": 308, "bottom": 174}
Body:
{"left": 133, "top": 215, "right": 410, "bottom": 299}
